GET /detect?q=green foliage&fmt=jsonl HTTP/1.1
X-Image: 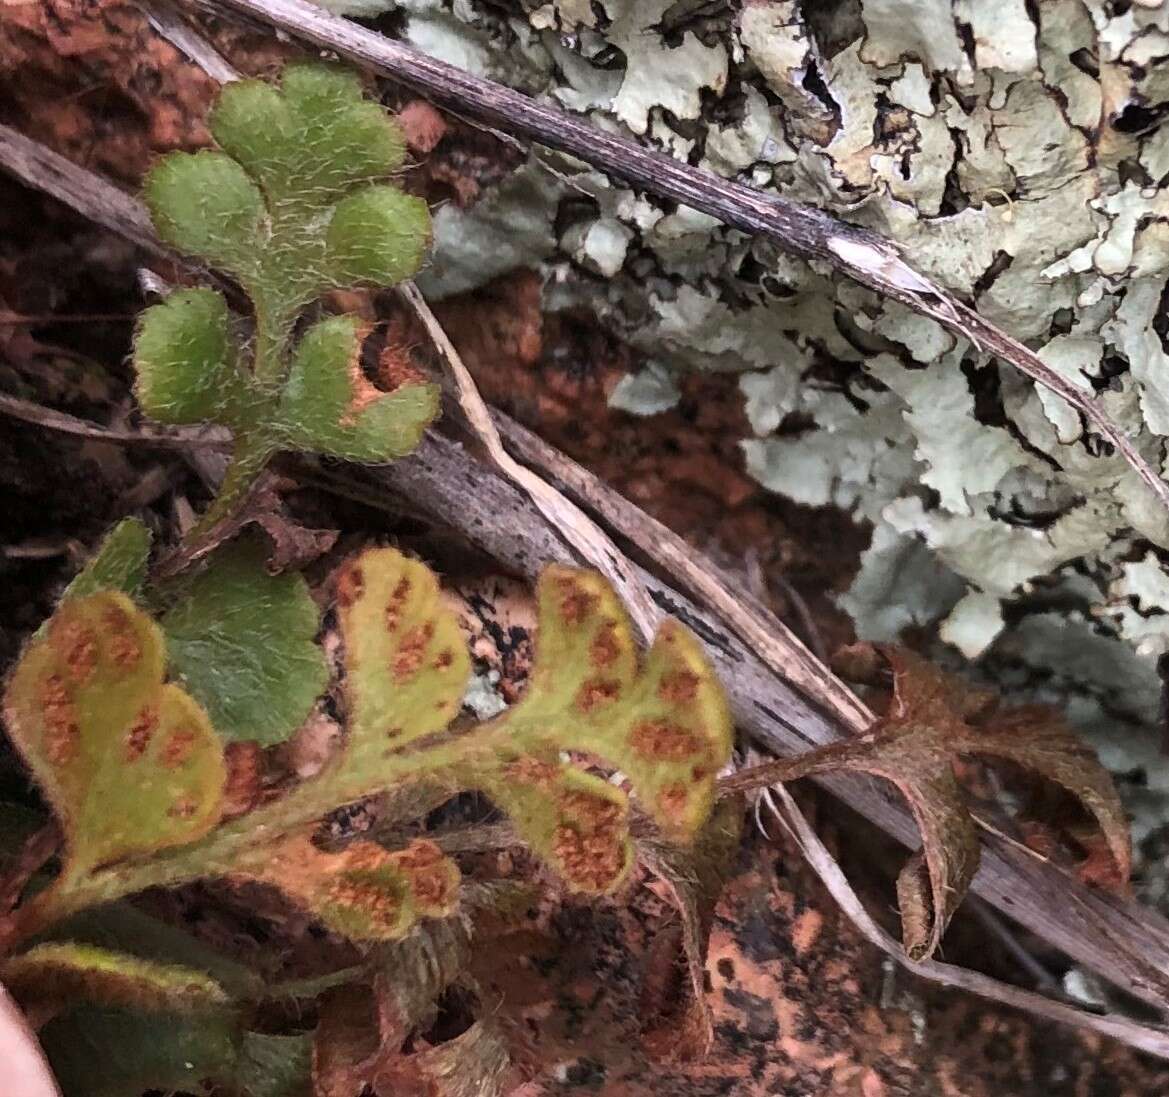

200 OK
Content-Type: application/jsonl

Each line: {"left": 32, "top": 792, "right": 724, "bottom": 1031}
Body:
{"left": 63, "top": 526, "right": 327, "bottom": 749}
{"left": 132, "top": 288, "right": 249, "bottom": 426}
{"left": 41, "top": 1003, "right": 242, "bottom": 1097}
{"left": 1, "top": 57, "right": 737, "bottom": 1097}
{"left": 11, "top": 927, "right": 310, "bottom": 1097}
{"left": 38, "top": 986, "right": 312, "bottom": 1097}
{"left": 43, "top": 902, "right": 261, "bottom": 999}
{"left": 63, "top": 517, "right": 152, "bottom": 602}
{"left": 1, "top": 548, "right": 732, "bottom": 949}
{"left": 145, "top": 153, "right": 265, "bottom": 275}
{"left": 1, "top": 526, "right": 1133, "bottom": 1093}
{"left": 133, "top": 62, "right": 438, "bottom": 530}
{"left": 26, "top": 906, "right": 318, "bottom": 1096}
{"left": 324, "top": 185, "right": 431, "bottom": 286}
{"left": 276, "top": 313, "right": 437, "bottom": 461}
{"left": 161, "top": 540, "right": 327, "bottom": 746}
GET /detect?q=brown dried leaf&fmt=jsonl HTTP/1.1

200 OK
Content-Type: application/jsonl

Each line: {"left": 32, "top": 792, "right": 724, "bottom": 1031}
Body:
{"left": 397, "top": 99, "right": 448, "bottom": 154}
{"left": 724, "top": 646, "right": 1130, "bottom": 959}
{"left": 245, "top": 493, "right": 339, "bottom": 575}
{"left": 403, "top": 1020, "right": 510, "bottom": 1097}
{"left": 374, "top": 917, "right": 472, "bottom": 1044}
{"left": 639, "top": 795, "right": 744, "bottom": 1061}
{"left": 312, "top": 983, "right": 381, "bottom": 1097}
{"left": 313, "top": 920, "right": 507, "bottom": 1097}
{"left": 961, "top": 702, "right": 1131, "bottom": 894}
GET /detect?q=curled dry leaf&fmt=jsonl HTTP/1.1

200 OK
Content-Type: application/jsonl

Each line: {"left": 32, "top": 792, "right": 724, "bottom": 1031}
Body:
{"left": 374, "top": 916, "right": 473, "bottom": 1042}
{"left": 314, "top": 919, "right": 505, "bottom": 1097}
{"left": 722, "top": 646, "right": 1130, "bottom": 959}
{"left": 638, "top": 795, "right": 744, "bottom": 1061}
{"left": 313, "top": 981, "right": 509, "bottom": 1097}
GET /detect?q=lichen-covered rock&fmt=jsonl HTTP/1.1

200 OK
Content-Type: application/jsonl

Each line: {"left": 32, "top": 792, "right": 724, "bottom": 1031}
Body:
{"left": 395, "top": 0, "right": 1169, "bottom": 867}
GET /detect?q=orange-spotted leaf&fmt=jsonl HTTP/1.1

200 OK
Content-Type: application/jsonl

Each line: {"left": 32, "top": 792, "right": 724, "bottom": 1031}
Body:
{"left": 480, "top": 761, "right": 634, "bottom": 894}
{"left": 3, "top": 592, "right": 226, "bottom": 878}
{"left": 325, "top": 551, "right": 730, "bottom": 898}
{"left": 0, "top": 549, "right": 732, "bottom": 948}
{"left": 237, "top": 833, "right": 459, "bottom": 942}
{"left": 335, "top": 547, "right": 471, "bottom": 764}
{"left": 485, "top": 567, "right": 733, "bottom": 841}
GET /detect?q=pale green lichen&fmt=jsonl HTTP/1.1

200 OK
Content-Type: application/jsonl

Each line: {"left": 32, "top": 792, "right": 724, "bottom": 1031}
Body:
{"left": 384, "top": 0, "right": 1169, "bottom": 871}
{"left": 608, "top": 361, "right": 681, "bottom": 416}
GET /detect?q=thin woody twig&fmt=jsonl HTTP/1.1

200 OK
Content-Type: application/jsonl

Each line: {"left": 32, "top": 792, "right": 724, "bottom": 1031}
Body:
{"left": 199, "top": 0, "right": 1169, "bottom": 514}
{"left": 400, "top": 281, "right": 661, "bottom": 644}
{"left": 143, "top": 0, "right": 241, "bottom": 84}
{"left": 0, "top": 393, "right": 229, "bottom": 449}
{"left": 0, "top": 311, "right": 134, "bottom": 325}
{"left": 0, "top": 126, "right": 163, "bottom": 260}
